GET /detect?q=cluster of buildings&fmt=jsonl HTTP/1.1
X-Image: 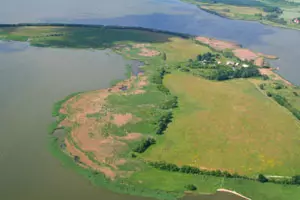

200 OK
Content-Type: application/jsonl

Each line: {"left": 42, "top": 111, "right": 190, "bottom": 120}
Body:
{"left": 225, "top": 61, "right": 249, "bottom": 68}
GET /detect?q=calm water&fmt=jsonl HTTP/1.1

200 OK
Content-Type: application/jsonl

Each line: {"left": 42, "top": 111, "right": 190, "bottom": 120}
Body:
{"left": 0, "top": 43, "right": 151, "bottom": 200}
{"left": 1, "top": 0, "right": 299, "bottom": 200}
{"left": 1, "top": 0, "right": 300, "bottom": 84}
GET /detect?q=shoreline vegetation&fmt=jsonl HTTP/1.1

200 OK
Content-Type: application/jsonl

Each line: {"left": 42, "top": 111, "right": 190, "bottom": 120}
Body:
{"left": 2, "top": 24, "right": 300, "bottom": 200}
{"left": 181, "top": 0, "right": 300, "bottom": 31}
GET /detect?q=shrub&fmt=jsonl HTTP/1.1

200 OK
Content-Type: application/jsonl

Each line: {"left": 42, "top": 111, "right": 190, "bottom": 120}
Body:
{"left": 185, "top": 184, "right": 197, "bottom": 191}
{"left": 266, "top": 91, "right": 272, "bottom": 97}
{"left": 291, "top": 175, "right": 300, "bottom": 185}
{"left": 259, "top": 84, "right": 265, "bottom": 90}
{"left": 293, "top": 91, "right": 299, "bottom": 96}
{"left": 157, "top": 84, "right": 170, "bottom": 94}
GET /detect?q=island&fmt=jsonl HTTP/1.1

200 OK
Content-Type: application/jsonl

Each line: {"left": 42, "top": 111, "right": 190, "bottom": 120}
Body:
{"left": 182, "top": 0, "right": 300, "bottom": 30}
{"left": 2, "top": 24, "right": 300, "bottom": 200}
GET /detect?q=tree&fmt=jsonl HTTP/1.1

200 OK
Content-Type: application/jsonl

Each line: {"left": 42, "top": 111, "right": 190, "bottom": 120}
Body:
{"left": 291, "top": 175, "right": 300, "bottom": 185}
{"left": 258, "top": 174, "right": 268, "bottom": 183}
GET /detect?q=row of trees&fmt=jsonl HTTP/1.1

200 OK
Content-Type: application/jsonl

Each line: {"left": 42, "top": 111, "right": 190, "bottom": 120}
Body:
{"left": 147, "top": 161, "right": 300, "bottom": 185}
{"left": 147, "top": 161, "right": 248, "bottom": 179}
{"left": 190, "top": 65, "right": 261, "bottom": 81}
{"left": 155, "top": 111, "right": 173, "bottom": 135}
{"left": 133, "top": 137, "right": 156, "bottom": 153}
{"left": 271, "top": 94, "right": 300, "bottom": 120}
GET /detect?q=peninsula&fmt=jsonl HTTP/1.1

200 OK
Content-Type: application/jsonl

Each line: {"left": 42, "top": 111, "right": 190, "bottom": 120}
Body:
{"left": 2, "top": 24, "right": 300, "bottom": 200}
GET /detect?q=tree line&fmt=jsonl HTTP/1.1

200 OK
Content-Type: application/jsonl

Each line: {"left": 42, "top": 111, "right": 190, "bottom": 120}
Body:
{"left": 133, "top": 137, "right": 156, "bottom": 153}
{"left": 147, "top": 160, "right": 300, "bottom": 185}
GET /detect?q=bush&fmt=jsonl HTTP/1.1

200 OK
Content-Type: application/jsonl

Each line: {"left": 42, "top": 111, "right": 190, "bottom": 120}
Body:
{"left": 185, "top": 184, "right": 197, "bottom": 191}
{"left": 258, "top": 174, "right": 268, "bottom": 183}
{"left": 293, "top": 91, "right": 299, "bottom": 96}
{"left": 266, "top": 91, "right": 272, "bottom": 97}
{"left": 259, "top": 84, "right": 265, "bottom": 90}
{"left": 291, "top": 175, "right": 300, "bottom": 185}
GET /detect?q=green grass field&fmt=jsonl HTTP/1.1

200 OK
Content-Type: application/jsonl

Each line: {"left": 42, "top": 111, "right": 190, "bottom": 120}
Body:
{"left": 142, "top": 73, "right": 300, "bottom": 176}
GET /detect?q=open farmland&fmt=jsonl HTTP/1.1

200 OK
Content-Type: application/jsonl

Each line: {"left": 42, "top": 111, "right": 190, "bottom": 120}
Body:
{"left": 142, "top": 72, "right": 300, "bottom": 176}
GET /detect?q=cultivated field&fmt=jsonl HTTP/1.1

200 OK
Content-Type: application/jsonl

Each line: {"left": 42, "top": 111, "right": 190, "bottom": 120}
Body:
{"left": 142, "top": 72, "right": 300, "bottom": 176}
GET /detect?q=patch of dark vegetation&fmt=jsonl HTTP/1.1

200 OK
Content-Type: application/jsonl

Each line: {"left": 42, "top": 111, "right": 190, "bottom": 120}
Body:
{"left": 155, "top": 111, "right": 173, "bottom": 135}
{"left": 0, "top": 23, "right": 193, "bottom": 49}
{"left": 185, "top": 184, "right": 197, "bottom": 191}
{"left": 133, "top": 137, "right": 156, "bottom": 153}
{"left": 258, "top": 174, "right": 269, "bottom": 183}
{"left": 270, "top": 93, "right": 300, "bottom": 120}
{"left": 74, "top": 155, "right": 80, "bottom": 163}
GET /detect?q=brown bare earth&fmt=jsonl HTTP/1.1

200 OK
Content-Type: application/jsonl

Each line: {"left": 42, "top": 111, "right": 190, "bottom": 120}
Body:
{"left": 259, "top": 68, "right": 292, "bottom": 85}
{"left": 133, "top": 43, "right": 160, "bottom": 57}
{"left": 232, "top": 48, "right": 259, "bottom": 61}
{"left": 60, "top": 73, "right": 149, "bottom": 179}
{"left": 254, "top": 57, "right": 265, "bottom": 67}
{"left": 195, "top": 36, "right": 240, "bottom": 51}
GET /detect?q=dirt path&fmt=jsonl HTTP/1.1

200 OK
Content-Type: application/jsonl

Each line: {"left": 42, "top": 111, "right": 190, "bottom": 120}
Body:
{"left": 217, "top": 189, "right": 251, "bottom": 200}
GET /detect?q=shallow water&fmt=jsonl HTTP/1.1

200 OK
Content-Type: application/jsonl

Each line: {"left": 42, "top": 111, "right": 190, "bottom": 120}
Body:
{"left": 0, "top": 42, "right": 149, "bottom": 200}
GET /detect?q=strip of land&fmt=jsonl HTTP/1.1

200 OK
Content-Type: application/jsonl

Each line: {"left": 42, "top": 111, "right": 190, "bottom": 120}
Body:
{"left": 182, "top": 0, "right": 300, "bottom": 30}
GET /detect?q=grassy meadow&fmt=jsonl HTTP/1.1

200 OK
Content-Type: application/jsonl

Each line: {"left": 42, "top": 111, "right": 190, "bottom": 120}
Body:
{"left": 128, "top": 167, "right": 300, "bottom": 200}
{"left": 142, "top": 73, "right": 300, "bottom": 176}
